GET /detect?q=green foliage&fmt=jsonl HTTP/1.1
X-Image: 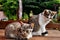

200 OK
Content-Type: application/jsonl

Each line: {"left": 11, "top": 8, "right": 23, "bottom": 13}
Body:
{"left": 0, "top": 4, "right": 3, "bottom": 11}
{"left": 52, "top": 19, "right": 58, "bottom": 23}
{"left": 52, "top": 7, "right": 60, "bottom": 23}
{"left": 29, "top": 10, "right": 33, "bottom": 17}
{"left": 0, "top": 0, "right": 3, "bottom": 10}
{"left": 40, "top": 0, "right": 60, "bottom": 9}
{"left": 23, "top": 0, "right": 41, "bottom": 14}
{"left": 0, "top": 0, "right": 19, "bottom": 20}
{"left": 9, "top": 15, "right": 17, "bottom": 20}
{"left": 40, "top": 1, "right": 53, "bottom": 8}
{"left": 40, "top": 0, "right": 60, "bottom": 8}
{"left": 53, "top": 0, "right": 60, "bottom": 3}
{"left": 22, "top": 12, "right": 29, "bottom": 20}
{"left": 23, "top": 0, "right": 59, "bottom": 14}
{"left": 57, "top": 7, "right": 60, "bottom": 17}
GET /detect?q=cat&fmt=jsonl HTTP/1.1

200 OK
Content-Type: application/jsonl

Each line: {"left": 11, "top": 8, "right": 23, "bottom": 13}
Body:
{"left": 5, "top": 21, "right": 34, "bottom": 40}
{"left": 28, "top": 9, "right": 57, "bottom": 36}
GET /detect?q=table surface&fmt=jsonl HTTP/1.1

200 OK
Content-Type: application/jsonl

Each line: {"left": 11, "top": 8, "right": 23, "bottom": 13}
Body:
{"left": 0, "top": 29, "right": 60, "bottom": 40}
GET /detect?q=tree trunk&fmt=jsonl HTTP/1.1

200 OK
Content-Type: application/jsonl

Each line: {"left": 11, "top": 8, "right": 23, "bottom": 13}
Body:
{"left": 18, "top": 0, "right": 22, "bottom": 20}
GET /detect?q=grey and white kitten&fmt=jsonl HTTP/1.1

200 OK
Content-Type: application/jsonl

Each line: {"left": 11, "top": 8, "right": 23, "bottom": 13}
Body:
{"left": 29, "top": 9, "right": 57, "bottom": 36}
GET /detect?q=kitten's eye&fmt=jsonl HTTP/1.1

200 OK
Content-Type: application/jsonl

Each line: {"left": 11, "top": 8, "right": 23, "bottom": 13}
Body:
{"left": 46, "top": 14, "right": 49, "bottom": 15}
{"left": 49, "top": 10, "right": 51, "bottom": 13}
{"left": 51, "top": 14, "right": 54, "bottom": 16}
{"left": 26, "top": 30, "right": 29, "bottom": 33}
{"left": 45, "top": 14, "right": 49, "bottom": 16}
{"left": 23, "top": 30, "right": 25, "bottom": 31}
{"left": 17, "top": 28, "right": 21, "bottom": 32}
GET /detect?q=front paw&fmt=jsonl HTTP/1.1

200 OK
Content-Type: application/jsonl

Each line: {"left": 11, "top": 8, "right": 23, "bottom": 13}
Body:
{"left": 42, "top": 31, "right": 48, "bottom": 36}
{"left": 16, "top": 37, "right": 28, "bottom": 40}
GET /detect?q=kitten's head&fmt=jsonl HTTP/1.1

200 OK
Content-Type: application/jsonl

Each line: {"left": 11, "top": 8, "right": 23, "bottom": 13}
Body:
{"left": 43, "top": 9, "right": 57, "bottom": 19}
{"left": 17, "top": 23, "right": 34, "bottom": 39}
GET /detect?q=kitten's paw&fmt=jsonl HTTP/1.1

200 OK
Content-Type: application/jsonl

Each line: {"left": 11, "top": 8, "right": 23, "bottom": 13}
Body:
{"left": 17, "top": 38, "right": 28, "bottom": 40}
{"left": 32, "top": 32, "right": 41, "bottom": 36}
{"left": 42, "top": 31, "right": 48, "bottom": 36}
{"left": 23, "top": 38, "right": 28, "bottom": 40}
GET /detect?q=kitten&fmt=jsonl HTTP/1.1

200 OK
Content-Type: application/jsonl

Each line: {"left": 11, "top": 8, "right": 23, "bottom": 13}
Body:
{"left": 5, "top": 22, "right": 34, "bottom": 40}
{"left": 29, "top": 9, "right": 57, "bottom": 36}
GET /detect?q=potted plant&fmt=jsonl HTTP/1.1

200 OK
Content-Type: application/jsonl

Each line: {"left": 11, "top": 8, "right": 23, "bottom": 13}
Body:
{"left": 2, "top": 0, "right": 19, "bottom": 20}
{"left": 0, "top": 0, "right": 19, "bottom": 29}
{"left": 22, "top": 12, "right": 29, "bottom": 23}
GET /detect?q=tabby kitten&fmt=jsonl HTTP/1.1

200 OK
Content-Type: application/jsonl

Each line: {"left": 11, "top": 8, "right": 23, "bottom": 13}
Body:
{"left": 5, "top": 22, "right": 34, "bottom": 40}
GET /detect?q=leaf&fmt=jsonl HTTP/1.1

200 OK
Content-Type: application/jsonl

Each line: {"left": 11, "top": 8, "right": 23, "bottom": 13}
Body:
{"left": 23, "top": 12, "right": 29, "bottom": 19}
{"left": 10, "top": 6, "right": 15, "bottom": 8}
{"left": 13, "top": 1, "right": 17, "bottom": 4}
{"left": 7, "top": 0, "right": 14, "bottom": 3}
{"left": 0, "top": 0, "right": 3, "bottom": 2}
{"left": 53, "top": 0, "right": 60, "bottom": 3}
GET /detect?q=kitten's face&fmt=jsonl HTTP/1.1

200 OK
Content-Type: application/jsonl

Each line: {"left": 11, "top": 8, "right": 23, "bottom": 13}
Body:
{"left": 43, "top": 9, "right": 57, "bottom": 19}
{"left": 17, "top": 23, "right": 34, "bottom": 39}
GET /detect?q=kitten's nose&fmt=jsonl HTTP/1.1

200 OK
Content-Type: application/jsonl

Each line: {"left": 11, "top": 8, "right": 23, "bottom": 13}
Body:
{"left": 49, "top": 17, "right": 53, "bottom": 19}
{"left": 50, "top": 18, "right": 52, "bottom": 19}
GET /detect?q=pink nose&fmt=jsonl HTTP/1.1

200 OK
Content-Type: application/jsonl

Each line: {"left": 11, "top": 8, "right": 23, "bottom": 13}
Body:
{"left": 49, "top": 17, "right": 52, "bottom": 19}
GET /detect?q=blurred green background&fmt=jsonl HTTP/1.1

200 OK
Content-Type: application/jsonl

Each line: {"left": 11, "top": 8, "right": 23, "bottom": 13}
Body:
{"left": 0, "top": 0, "right": 60, "bottom": 21}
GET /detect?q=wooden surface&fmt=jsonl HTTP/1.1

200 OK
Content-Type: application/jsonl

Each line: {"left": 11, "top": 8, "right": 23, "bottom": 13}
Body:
{"left": 0, "top": 29, "right": 60, "bottom": 40}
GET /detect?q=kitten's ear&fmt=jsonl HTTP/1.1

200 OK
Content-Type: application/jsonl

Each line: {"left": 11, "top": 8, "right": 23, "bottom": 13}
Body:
{"left": 20, "top": 21, "right": 24, "bottom": 24}
{"left": 52, "top": 11, "right": 57, "bottom": 15}
{"left": 43, "top": 9, "right": 48, "bottom": 15}
{"left": 30, "top": 23, "right": 34, "bottom": 28}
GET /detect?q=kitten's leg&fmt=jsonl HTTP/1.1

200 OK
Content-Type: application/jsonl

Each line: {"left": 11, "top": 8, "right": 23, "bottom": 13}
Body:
{"left": 41, "top": 19, "right": 52, "bottom": 36}
{"left": 32, "top": 20, "right": 51, "bottom": 36}
{"left": 32, "top": 25, "right": 47, "bottom": 36}
{"left": 9, "top": 33, "right": 16, "bottom": 38}
{"left": 41, "top": 25, "right": 48, "bottom": 36}
{"left": 32, "top": 27, "right": 42, "bottom": 36}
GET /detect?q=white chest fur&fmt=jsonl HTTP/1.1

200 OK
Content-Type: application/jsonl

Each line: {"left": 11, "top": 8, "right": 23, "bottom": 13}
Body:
{"left": 39, "top": 13, "right": 51, "bottom": 26}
